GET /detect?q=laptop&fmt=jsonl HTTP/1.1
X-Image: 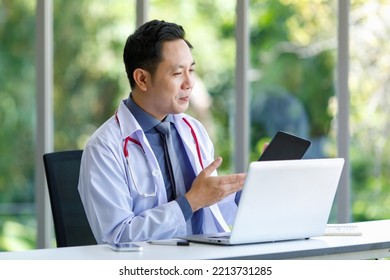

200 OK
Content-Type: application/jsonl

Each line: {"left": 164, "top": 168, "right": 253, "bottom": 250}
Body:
{"left": 182, "top": 158, "right": 344, "bottom": 245}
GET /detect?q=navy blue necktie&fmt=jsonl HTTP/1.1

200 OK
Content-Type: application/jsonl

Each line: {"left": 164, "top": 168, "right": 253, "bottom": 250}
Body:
{"left": 155, "top": 121, "right": 183, "bottom": 200}
{"left": 156, "top": 121, "right": 203, "bottom": 234}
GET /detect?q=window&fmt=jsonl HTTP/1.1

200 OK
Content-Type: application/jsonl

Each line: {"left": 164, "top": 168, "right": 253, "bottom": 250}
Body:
{"left": 0, "top": 0, "right": 36, "bottom": 251}
{"left": 349, "top": 0, "right": 390, "bottom": 221}
{"left": 249, "top": 0, "right": 339, "bottom": 220}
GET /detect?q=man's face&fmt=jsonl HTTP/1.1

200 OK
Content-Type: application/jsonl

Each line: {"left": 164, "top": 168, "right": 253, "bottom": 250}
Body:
{"left": 136, "top": 39, "right": 196, "bottom": 120}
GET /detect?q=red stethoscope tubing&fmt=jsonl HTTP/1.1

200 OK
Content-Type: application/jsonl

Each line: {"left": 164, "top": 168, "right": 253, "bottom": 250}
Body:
{"left": 115, "top": 111, "right": 204, "bottom": 169}
{"left": 182, "top": 117, "right": 204, "bottom": 169}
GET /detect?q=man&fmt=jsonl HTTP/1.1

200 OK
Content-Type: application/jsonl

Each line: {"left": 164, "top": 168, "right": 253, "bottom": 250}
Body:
{"left": 78, "top": 20, "right": 246, "bottom": 244}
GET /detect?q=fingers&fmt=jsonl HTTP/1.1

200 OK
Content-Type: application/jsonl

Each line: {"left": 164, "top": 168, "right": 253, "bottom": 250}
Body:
{"left": 201, "top": 157, "right": 222, "bottom": 177}
{"left": 201, "top": 157, "right": 246, "bottom": 193}
{"left": 218, "top": 173, "right": 246, "bottom": 193}
{"left": 187, "top": 157, "right": 246, "bottom": 211}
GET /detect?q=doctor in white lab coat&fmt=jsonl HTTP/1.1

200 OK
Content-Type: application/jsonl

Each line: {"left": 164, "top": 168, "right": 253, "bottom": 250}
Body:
{"left": 78, "top": 20, "right": 245, "bottom": 244}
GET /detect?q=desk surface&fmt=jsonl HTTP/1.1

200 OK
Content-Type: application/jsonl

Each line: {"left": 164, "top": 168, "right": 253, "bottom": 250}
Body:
{"left": 1, "top": 220, "right": 389, "bottom": 260}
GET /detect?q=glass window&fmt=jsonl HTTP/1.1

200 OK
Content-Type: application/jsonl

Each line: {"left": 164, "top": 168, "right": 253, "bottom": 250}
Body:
{"left": 0, "top": 0, "right": 36, "bottom": 251}
{"left": 149, "top": 0, "right": 237, "bottom": 173}
{"left": 249, "top": 0, "right": 337, "bottom": 159}
{"left": 249, "top": 1, "right": 338, "bottom": 219}
{"left": 53, "top": 0, "right": 134, "bottom": 151}
{"left": 0, "top": 0, "right": 135, "bottom": 251}
{"left": 349, "top": 0, "right": 390, "bottom": 221}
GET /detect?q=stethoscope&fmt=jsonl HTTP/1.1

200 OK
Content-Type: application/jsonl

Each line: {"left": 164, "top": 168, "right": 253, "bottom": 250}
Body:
{"left": 115, "top": 111, "right": 204, "bottom": 198}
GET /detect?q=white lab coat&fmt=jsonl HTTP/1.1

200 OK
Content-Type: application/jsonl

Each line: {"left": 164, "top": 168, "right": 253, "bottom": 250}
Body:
{"left": 78, "top": 100, "right": 238, "bottom": 244}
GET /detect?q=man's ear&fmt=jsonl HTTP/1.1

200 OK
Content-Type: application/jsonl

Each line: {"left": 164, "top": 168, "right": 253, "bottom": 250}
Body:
{"left": 133, "top": 68, "right": 149, "bottom": 91}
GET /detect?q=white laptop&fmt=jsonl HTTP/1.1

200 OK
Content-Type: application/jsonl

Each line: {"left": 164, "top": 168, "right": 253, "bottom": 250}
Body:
{"left": 181, "top": 158, "right": 344, "bottom": 245}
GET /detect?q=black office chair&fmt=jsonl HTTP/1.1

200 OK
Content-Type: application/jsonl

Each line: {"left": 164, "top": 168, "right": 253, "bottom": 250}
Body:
{"left": 43, "top": 150, "right": 96, "bottom": 247}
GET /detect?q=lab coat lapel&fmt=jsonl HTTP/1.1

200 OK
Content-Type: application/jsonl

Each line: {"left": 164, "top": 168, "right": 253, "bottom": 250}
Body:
{"left": 173, "top": 116, "right": 204, "bottom": 174}
{"left": 117, "top": 101, "right": 168, "bottom": 204}
{"left": 174, "top": 115, "right": 231, "bottom": 233}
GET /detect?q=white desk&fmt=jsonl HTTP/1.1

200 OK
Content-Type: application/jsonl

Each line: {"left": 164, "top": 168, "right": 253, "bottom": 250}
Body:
{"left": 1, "top": 220, "right": 389, "bottom": 260}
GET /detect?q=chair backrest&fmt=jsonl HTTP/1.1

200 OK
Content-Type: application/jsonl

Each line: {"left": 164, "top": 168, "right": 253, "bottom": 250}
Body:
{"left": 43, "top": 150, "right": 96, "bottom": 247}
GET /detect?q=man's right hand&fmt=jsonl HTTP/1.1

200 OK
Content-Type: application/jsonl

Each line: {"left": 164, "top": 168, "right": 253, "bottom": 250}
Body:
{"left": 185, "top": 157, "right": 246, "bottom": 212}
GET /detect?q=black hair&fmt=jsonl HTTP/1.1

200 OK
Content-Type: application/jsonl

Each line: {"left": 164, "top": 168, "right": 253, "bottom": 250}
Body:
{"left": 123, "top": 20, "right": 193, "bottom": 89}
